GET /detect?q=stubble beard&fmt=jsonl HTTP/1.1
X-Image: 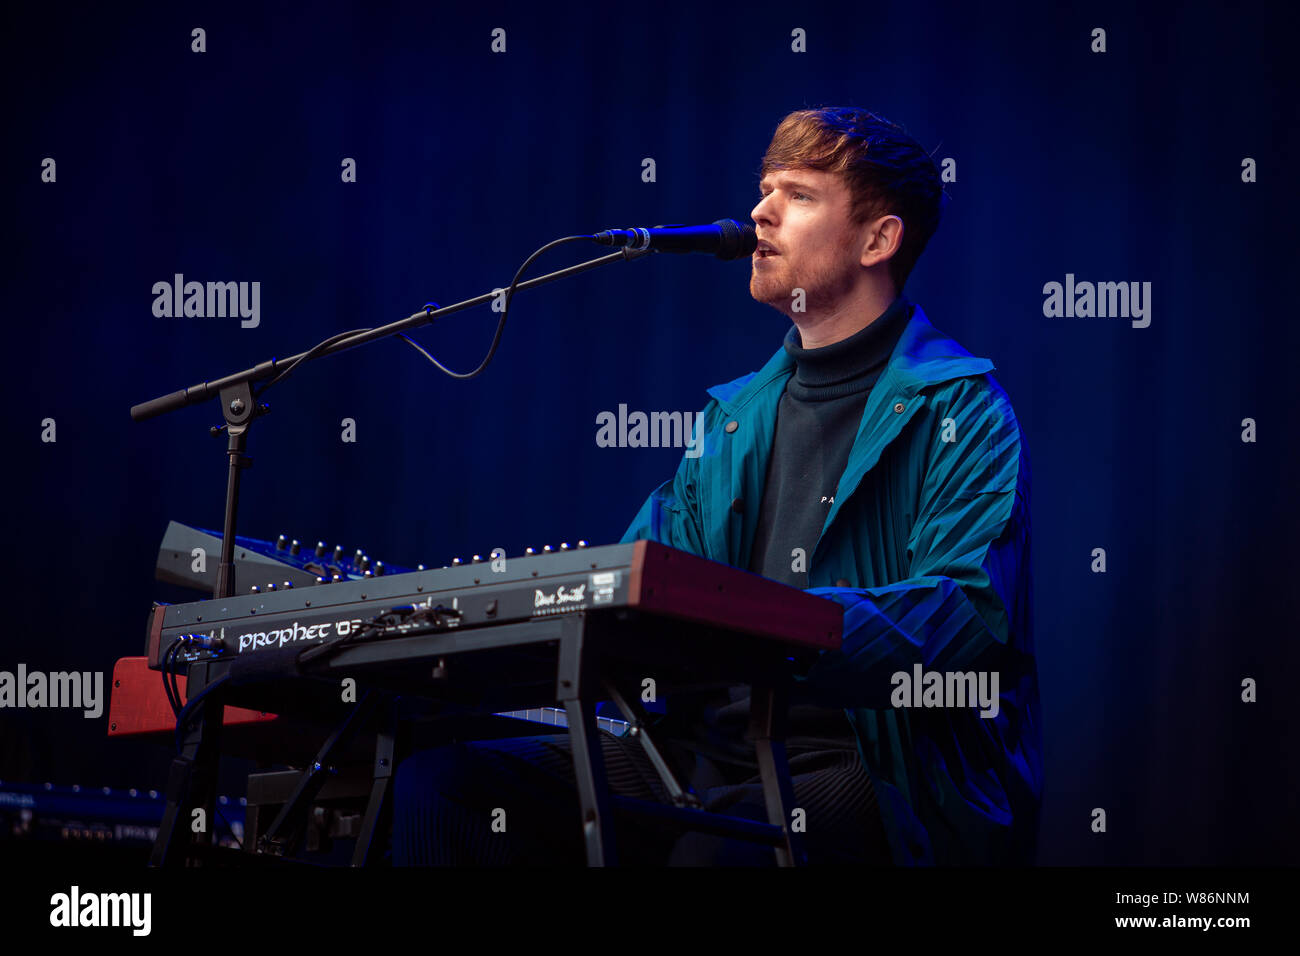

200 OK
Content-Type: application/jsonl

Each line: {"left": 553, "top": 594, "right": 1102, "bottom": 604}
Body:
{"left": 749, "top": 247, "right": 861, "bottom": 317}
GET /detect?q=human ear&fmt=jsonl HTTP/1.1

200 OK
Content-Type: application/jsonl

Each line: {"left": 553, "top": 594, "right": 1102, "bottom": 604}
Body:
{"left": 861, "top": 215, "right": 904, "bottom": 267}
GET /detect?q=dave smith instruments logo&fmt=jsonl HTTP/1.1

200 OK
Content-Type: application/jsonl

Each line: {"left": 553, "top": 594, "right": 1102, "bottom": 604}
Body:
{"left": 533, "top": 583, "right": 586, "bottom": 614}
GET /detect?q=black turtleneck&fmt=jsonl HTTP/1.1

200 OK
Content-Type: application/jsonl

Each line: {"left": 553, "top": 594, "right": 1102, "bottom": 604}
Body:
{"left": 748, "top": 295, "right": 913, "bottom": 585}
{"left": 665, "top": 297, "right": 914, "bottom": 769}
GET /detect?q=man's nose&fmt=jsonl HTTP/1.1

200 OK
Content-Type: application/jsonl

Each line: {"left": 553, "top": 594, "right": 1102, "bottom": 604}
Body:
{"left": 751, "top": 195, "right": 774, "bottom": 226}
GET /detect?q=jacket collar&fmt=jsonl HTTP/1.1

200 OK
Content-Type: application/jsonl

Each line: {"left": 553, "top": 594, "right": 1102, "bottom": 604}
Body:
{"left": 700, "top": 302, "right": 997, "bottom": 566}
{"left": 705, "top": 302, "right": 994, "bottom": 411}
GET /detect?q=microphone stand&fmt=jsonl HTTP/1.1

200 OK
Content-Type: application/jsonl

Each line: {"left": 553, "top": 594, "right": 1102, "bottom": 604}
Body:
{"left": 132, "top": 245, "right": 653, "bottom": 602}
{"left": 137, "top": 242, "right": 655, "bottom": 866}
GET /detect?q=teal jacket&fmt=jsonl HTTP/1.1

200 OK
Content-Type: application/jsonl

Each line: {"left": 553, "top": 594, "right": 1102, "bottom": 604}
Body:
{"left": 621, "top": 302, "right": 1042, "bottom": 865}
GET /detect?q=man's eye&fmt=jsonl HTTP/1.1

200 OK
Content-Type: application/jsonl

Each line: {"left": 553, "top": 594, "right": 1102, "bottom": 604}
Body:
{"left": 793, "top": 192, "right": 810, "bottom": 201}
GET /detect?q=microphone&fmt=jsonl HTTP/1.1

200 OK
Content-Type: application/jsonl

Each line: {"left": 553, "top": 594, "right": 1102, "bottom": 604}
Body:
{"left": 591, "top": 219, "right": 757, "bottom": 260}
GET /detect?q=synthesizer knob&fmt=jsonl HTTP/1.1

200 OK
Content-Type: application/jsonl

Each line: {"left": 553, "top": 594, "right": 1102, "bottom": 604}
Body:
{"left": 543, "top": 545, "right": 553, "bottom": 553}
{"left": 375, "top": 561, "right": 385, "bottom": 576}
{"left": 333, "top": 545, "right": 345, "bottom": 563}
{"left": 276, "top": 535, "right": 288, "bottom": 550}
{"left": 472, "top": 554, "right": 483, "bottom": 563}
{"left": 452, "top": 557, "right": 463, "bottom": 566}
{"left": 525, "top": 547, "right": 537, "bottom": 556}
{"left": 331, "top": 573, "right": 343, "bottom": 583}
{"left": 266, "top": 582, "right": 276, "bottom": 591}
{"left": 360, "top": 555, "right": 371, "bottom": 571}
{"left": 316, "top": 576, "right": 327, "bottom": 585}
{"left": 250, "top": 585, "right": 261, "bottom": 594}
{"left": 560, "top": 542, "right": 570, "bottom": 551}
{"left": 354, "top": 549, "right": 365, "bottom": 568}
{"left": 282, "top": 581, "right": 294, "bottom": 589}
{"left": 363, "top": 570, "right": 373, "bottom": 578}
{"left": 290, "top": 539, "right": 301, "bottom": 556}
{"left": 315, "top": 541, "right": 326, "bottom": 558}
{"left": 417, "top": 564, "right": 426, "bottom": 571}
{"left": 577, "top": 540, "right": 588, "bottom": 548}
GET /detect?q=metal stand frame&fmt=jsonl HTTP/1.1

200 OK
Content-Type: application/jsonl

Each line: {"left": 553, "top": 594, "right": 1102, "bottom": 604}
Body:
{"left": 150, "top": 612, "right": 808, "bottom": 866}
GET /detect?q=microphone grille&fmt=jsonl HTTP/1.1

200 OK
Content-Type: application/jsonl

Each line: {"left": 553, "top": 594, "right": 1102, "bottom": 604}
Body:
{"left": 713, "top": 219, "right": 758, "bottom": 260}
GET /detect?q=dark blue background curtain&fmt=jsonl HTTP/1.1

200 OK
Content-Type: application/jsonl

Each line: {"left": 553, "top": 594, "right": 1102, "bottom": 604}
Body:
{"left": 3, "top": 0, "right": 1296, "bottom": 864}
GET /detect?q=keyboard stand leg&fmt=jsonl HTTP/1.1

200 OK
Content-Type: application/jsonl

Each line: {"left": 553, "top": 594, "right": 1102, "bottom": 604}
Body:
{"left": 557, "top": 615, "right": 616, "bottom": 866}
{"left": 352, "top": 700, "right": 397, "bottom": 866}
{"left": 257, "top": 691, "right": 378, "bottom": 857}
{"left": 600, "top": 678, "right": 701, "bottom": 809}
{"left": 750, "top": 678, "right": 807, "bottom": 867}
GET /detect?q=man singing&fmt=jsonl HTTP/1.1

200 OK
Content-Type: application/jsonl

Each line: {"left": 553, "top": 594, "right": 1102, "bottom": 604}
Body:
{"left": 392, "top": 106, "right": 1042, "bottom": 866}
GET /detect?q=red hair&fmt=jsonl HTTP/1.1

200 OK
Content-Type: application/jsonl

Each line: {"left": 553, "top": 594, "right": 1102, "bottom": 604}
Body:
{"left": 760, "top": 107, "right": 944, "bottom": 289}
